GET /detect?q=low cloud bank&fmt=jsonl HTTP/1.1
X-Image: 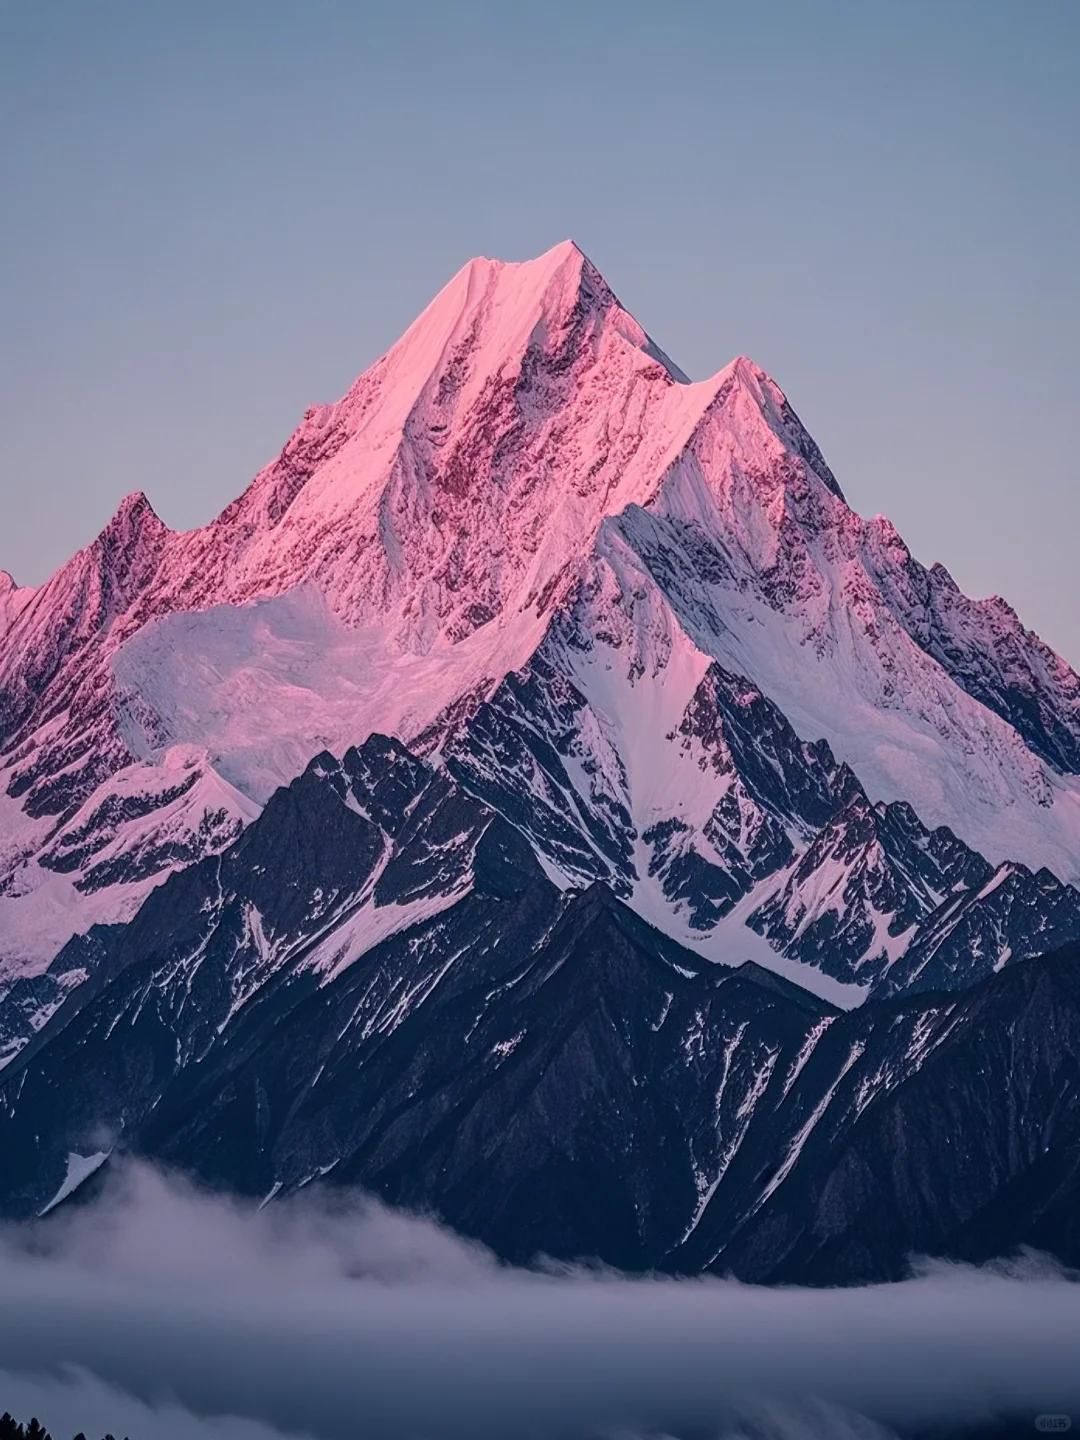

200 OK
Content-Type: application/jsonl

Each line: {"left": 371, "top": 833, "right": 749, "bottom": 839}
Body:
{"left": 0, "top": 1163, "right": 1077, "bottom": 1440}
{"left": 0, "top": 1368, "right": 294, "bottom": 1440}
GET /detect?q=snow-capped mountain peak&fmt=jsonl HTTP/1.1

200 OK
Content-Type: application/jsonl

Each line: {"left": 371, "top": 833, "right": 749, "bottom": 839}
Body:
{"left": 7, "top": 245, "right": 1080, "bottom": 1289}
{"left": 0, "top": 572, "right": 35, "bottom": 642}
{"left": 5, "top": 242, "right": 1080, "bottom": 1022}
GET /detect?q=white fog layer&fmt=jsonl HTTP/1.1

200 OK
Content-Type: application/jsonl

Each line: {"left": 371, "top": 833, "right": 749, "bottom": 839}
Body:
{"left": 0, "top": 1164, "right": 1076, "bottom": 1440}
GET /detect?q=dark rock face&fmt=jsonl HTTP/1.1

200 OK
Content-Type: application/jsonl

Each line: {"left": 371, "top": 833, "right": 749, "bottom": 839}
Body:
{"left": 0, "top": 736, "right": 561, "bottom": 1216}
{"left": 879, "top": 549, "right": 1080, "bottom": 776}
{"left": 440, "top": 648, "right": 1080, "bottom": 995}
{"left": 0, "top": 732, "right": 832, "bottom": 1267}
{"left": 146, "top": 886, "right": 831, "bottom": 1270}
{"left": 443, "top": 654, "right": 638, "bottom": 896}
{"left": 744, "top": 793, "right": 992, "bottom": 987}
{"left": 3, "top": 731, "right": 1080, "bottom": 1287}
{"left": 708, "top": 943, "right": 1080, "bottom": 1284}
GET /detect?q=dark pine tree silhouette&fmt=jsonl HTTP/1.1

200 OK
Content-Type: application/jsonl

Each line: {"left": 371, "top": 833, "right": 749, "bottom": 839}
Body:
{"left": 0, "top": 1419, "right": 126, "bottom": 1440}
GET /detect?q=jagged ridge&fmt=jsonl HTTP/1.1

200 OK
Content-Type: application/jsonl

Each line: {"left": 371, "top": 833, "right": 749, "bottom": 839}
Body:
{"left": 4, "top": 238, "right": 1080, "bottom": 1043}
{"left": 2, "top": 731, "right": 1080, "bottom": 1288}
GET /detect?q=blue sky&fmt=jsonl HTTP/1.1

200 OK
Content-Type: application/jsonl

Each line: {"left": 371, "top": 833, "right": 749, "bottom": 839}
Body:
{"left": 2, "top": 0, "right": 1079, "bottom": 656}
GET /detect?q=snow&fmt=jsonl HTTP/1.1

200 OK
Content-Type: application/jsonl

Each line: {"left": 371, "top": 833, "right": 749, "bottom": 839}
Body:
{"left": 0, "top": 571, "right": 35, "bottom": 640}
{"left": 650, "top": 991, "right": 674, "bottom": 1032}
{"left": 736, "top": 1046, "right": 779, "bottom": 1120}
{"left": 682, "top": 1029, "right": 778, "bottom": 1243}
{"left": 111, "top": 585, "right": 554, "bottom": 806}
{"left": 781, "top": 1015, "right": 837, "bottom": 1099}
{"left": 38, "top": 1150, "right": 111, "bottom": 1216}
{"left": 0, "top": 747, "right": 257, "bottom": 981}
{"left": 866, "top": 908, "right": 918, "bottom": 965}
{"left": 632, "top": 448, "right": 1080, "bottom": 886}
{"left": 556, "top": 532, "right": 717, "bottom": 831}
{"left": 756, "top": 1039, "right": 867, "bottom": 1211}
{"left": 630, "top": 858, "right": 868, "bottom": 1010}
{"left": 903, "top": 1003, "right": 961, "bottom": 1071}
{"left": 491, "top": 1030, "right": 527, "bottom": 1061}
{"left": 974, "top": 865, "right": 1014, "bottom": 903}
{"left": 306, "top": 882, "right": 472, "bottom": 983}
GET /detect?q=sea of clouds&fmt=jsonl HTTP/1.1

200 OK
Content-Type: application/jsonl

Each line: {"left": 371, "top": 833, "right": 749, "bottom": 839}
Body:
{"left": 0, "top": 1162, "right": 1077, "bottom": 1440}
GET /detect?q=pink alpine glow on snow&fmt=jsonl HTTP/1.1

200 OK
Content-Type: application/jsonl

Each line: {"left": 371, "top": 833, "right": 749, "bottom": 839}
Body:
{"left": 3, "top": 241, "right": 1080, "bottom": 997}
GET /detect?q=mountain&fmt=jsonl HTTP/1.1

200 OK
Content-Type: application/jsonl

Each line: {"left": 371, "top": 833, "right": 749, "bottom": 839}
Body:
{"left": 2, "top": 735, "right": 1080, "bottom": 1286}
{"left": 4, "top": 242, "right": 1080, "bottom": 1281}
{"left": 699, "top": 939, "right": 1080, "bottom": 1283}
{"left": 1, "top": 242, "right": 710, "bottom": 977}
{"left": 5, "top": 242, "right": 1080, "bottom": 1010}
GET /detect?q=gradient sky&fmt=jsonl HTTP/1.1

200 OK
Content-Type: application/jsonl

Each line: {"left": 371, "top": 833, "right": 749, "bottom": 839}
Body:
{"left": 2, "top": 1, "right": 1079, "bottom": 657}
